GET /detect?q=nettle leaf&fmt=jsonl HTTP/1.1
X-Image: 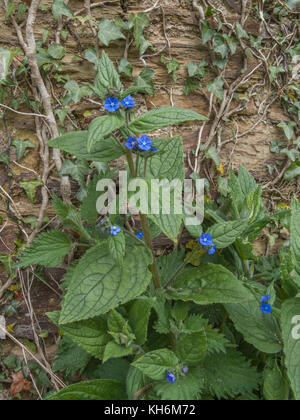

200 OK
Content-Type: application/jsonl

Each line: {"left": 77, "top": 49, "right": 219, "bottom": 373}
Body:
{"left": 103, "top": 341, "right": 133, "bottom": 363}
{"left": 132, "top": 349, "right": 179, "bottom": 381}
{"left": 95, "top": 51, "right": 122, "bottom": 98}
{"left": 98, "top": 19, "right": 126, "bottom": 46}
{"left": 128, "top": 298, "right": 153, "bottom": 345}
{"left": 168, "top": 264, "right": 253, "bottom": 305}
{"left": 263, "top": 365, "right": 289, "bottom": 401}
{"left": 153, "top": 369, "right": 203, "bottom": 400}
{"left": 87, "top": 114, "right": 124, "bottom": 152}
{"left": 18, "top": 230, "right": 72, "bottom": 268}
{"left": 226, "top": 301, "right": 282, "bottom": 354}
{"left": 139, "top": 136, "right": 184, "bottom": 181}
{"left": 197, "top": 349, "right": 261, "bottom": 399}
{"left": 48, "top": 131, "right": 124, "bottom": 162}
{"left": 59, "top": 241, "right": 153, "bottom": 324}
{"left": 12, "top": 138, "right": 35, "bottom": 161}
{"left": 129, "top": 107, "right": 208, "bottom": 133}
{"left": 53, "top": 336, "right": 91, "bottom": 377}
{"left": 281, "top": 298, "right": 300, "bottom": 400}
{"left": 47, "top": 311, "right": 110, "bottom": 360}
{"left": 290, "top": 199, "right": 300, "bottom": 273}
{"left": 176, "top": 331, "right": 207, "bottom": 365}
{"left": 207, "top": 76, "right": 224, "bottom": 100}
{"left": 47, "top": 379, "right": 127, "bottom": 400}
{"left": 108, "top": 232, "right": 126, "bottom": 266}
{"left": 19, "top": 179, "right": 43, "bottom": 204}
{"left": 207, "top": 219, "right": 248, "bottom": 249}
{"left": 52, "top": 0, "right": 73, "bottom": 20}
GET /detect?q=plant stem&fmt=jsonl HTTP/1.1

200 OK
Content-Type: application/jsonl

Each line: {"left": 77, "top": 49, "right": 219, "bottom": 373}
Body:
{"left": 125, "top": 148, "right": 136, "bottom": 176}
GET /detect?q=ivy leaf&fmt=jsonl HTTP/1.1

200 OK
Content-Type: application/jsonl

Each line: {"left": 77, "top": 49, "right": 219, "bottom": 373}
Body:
{"left": 236, "top": 22, "right": 249, "bottom": 39}
{"left": 201, "top": 20, "right": 214, "bottom": 44}
{"left": 168, "top": 264, "right": 254, "bottom": 305}
{"left": 19, "top": 179, "right": 43, "bottom": 204}
{"left": 47, "top": 311, "right": 111, "bottom": 360}
{"left": 269, "top": 66, "right": 285, "bottom": 83}
{"left": 223, "top": 34, "right": 238, "bottom": 55}
{"left": 207, "top": 219, "right": 248, "bottom": 249}
{"left": 47, "top": 379, "right": 127, "bottom": 400}
{"left": 281, "top": 148, "right": 300, "bottom": 162}
{"left": 132, "top": 349, "right": 179, "bottom": 381}
{"left": 87, "top": 114, "right": 124, "bottom": 152}
{"left": 47, "top": 43, "right": 66, "bottom": 60}
{"left": 59, "top": 241, "right": 153, "bottom": 324}
{"left": 52, "top": 0, "right": 73, "bottom": 20}
{"left": 281, "top": 298, "right": 300, "bottom": 400}
{"left": 284, "top": 161, "right": 300, "bottom": 181}
{"left": 207, "top": 76, "right": 224, "bottom": 100}
{"left": 17, "top": 230, "right": 73, "bottom": 268}
{"left": 277, "top": 121, "right": 296, "bottom": 140}
{"left": 134, "top": 68, "right": 155, "bottom": 96}
{"left": 64, "top": 80, "right": 90, "bottom": 104}
{"left": 60, "top": 159, "right": 89, "bottom": 191}
{"left": 213, "top": 35, "right": 228, "bottom": 59}
{"left": 129, "top": 107, "right": 208, "bottom": 133}
{"left": 48, "top": 131, "right": 124, "bottom": 162}
{"left": 118, "top": 58, "right": 133, "bottom": 77}
{"left": 132, "top": 13, "right": 153, "bottom": 56}
{"left": 108, "top": 231, "right": 126, "bottom": 266}
{"left": 226, "top": 301, "right": 282, "bottom": 354}
{"left": 98, "top": 19, "right": 126, "bottom": 46}
{"left": 176, "top": 331, "right": 207, "bottom": 365}
{"left": 0, "top": 152, "right": 9, "bottom": 165}
{"left": 205, "top": 146, "right": 220, "bottom": 167}
{"left": 0, "top": 48, "right": 19, "bottom": 82}
{"left": 161, "top": 56, "right": 180, "bottom": 82}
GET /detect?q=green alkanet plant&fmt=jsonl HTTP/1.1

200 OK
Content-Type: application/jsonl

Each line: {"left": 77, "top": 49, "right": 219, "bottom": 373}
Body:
{"left": 15, "top": 51, "right": 300, "bottom": 401}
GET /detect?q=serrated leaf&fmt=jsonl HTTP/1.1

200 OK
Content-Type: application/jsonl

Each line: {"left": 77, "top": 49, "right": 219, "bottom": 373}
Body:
{"left": 87, "top": 114, "right": 124, "bottom": 152}
{"left": 18, "top": 230, "right": 72, "bottom": 268}
{"left": 226, "top": 301, "right": 282, "bottom": 354}
{"left": 60, "top": 241, "right": 153, "bottom": 324}
{"left": 98, "top": 19, "right": 126, "bottom": 46}
{"left": 132, "top": 349, "right": 179, "bottom": 381}
{"left": 207, "top": 219, "right": 248, "bottom": 249}
{"left": 281, "top": 298, "right": 300, "bottom": 400}
{"left": 47, "top": 379, "right": 127, "bottom": 400}
{"left": 47, "top": 311, "right": 110, "bottom": 360}
{"left": 168, "top": 264, "right": 254, "bottom": 305}
{"left": 176, "top": 331, "right": 207, "bottom": 365}
{"left": 153, "top": 369, "right": 203, "bottom": 400}
{"left": 48, "top": 131, "right": 124, "bottom": 162}
{"left": 53, "top": 336, "right": 91, "bottom": 377}
{"left": 129, "top": 107, "right": 208, "bottom": 133}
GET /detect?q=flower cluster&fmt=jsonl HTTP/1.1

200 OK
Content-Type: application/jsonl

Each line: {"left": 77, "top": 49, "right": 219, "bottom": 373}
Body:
{"left": 166, "top": 371, "right": 176, "bottom": 384}
{"left": 104, "top": 95, "right": 136, "bottom": 113}
{"left": 260, "top": 295, "right": 272, "bottom": 314}
{"left": 136, "top": 232, "right": 144, "bottom": 240}
{"left": 125, "top": 134, "right": 158, "bottom": 153}
{"left": 199, "top": 233, "right": 217, "bottom": 255}
{"left": 110, "top": 226, "right": 122, "bottom": 237}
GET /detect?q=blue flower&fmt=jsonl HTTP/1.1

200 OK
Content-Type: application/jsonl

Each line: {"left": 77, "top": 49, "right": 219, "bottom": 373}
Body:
{"left": 121, "top": 95, "right": 136, "bottom": 109}
{"left": 261, "top": 295, "right": 271, "bottom": 304}
{"left": 104, "top": 97, "right": 120, "bottom": 112}
{"left": 138, "top": 135, "right": 152, "bottom": 151}
{"left": 151, "top": 147, "right": 158, "bottom": 152}
{"left": 208, "top": 244, "right": 217, "bottom": 255}
{"left": 260, "top": 303, "right": 272, "bottom": 314}
{"left": 125, "top": 136, "right": 137, "bottom": 150}
{"left": 110, "top": 225, "right": 121, "bottom": 236}
{"left": 166, "top": 371, "right": 176, "bottom": 384}
{"left": 182, "top": 367, "right": 189, "bottom": 374}
{"left": 136, "top": 232, "right": 144, "bottom": 240}
{"left": 200, "top": 233, "right": 213, "bottom": 247}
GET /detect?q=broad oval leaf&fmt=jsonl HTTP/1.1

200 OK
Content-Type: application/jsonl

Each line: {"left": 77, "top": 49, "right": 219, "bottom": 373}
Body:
{"left": 129, "top": 107, "right": 208, "bottom": 133}
{"left": 47, "top": 379, "right": 127, "bottom": 400}
{"left": 132, "top": 349, "right": 179, "bottom": 381}
{"left": 207, "top": 219, "right": 248, "bottom": 249}
{"left": 87, "top": 114, "right": 124, "bottom": 152}
{"left": 59, "top": 241, "right": 153, "bottom": 324}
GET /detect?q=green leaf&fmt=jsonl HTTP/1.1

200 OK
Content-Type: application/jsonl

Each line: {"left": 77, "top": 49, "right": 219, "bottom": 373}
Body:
{"left": 53, "top": 336, "right": 91, "bottom": 376}
{"left": 176, "top": 331, "right": 207, "bottom": 365}
{"left": 134, "top": 68, "right": 155, "bottom": 96}
{"left": 201, "top": 20, "right": 214, "bottom": 44}
{"left": 161, "top": 56, "right": 180, "bottom": 82}
{"left": 277, "top": 121, "right": 296, "bottom": 140}
{"left": 19, "top": 179, "right": 43, "bottom": 204}
{"left": 103, "top": 341, "right": 132, "bottom": 363}
{"left": 48, "top": 43, "right": 66, "bottom": 60}
{"left": 64, "top": 80, "right": 90, "bottom": 104}
{"left": 207, "top": 76, "right": 224, "bottom": 100}
{"left": 0, "top": 152, "right": 9, "bottom": 165}
{"left": 17, "top": 230, "right": 72, "bottom": 268}
{"left": 138, "top": 136, "right": 184, "bottom": 181}
{"left": 226, "top": 301, "right": 282, "bottom": 354}
{"left": 60, "top": 159, "right": 89, "bottom": 192}
{"left": 153, "top": 369, "right": 203, "bottom": 400}
{"left": 284, "top": 161, "right": 300, "bottom": 181}
{"left": 108, "top": 232, "right": 126, "bottom": 265}
{"left": 47, "top": 379, "right": 127, "bottom": 400}
{"left": 98, "top": 19, "right": 126, "bottom": 46}
{"left": 236, "top": 22, "right": 249, "bottom": 39}
{"left": 269, "top": 66, "right": 285, "bottom": 83}
{"left": 132, "top": 349, "right": 179, "bottom": 381}
{"left": 290, "top": 199, "right": 300, "bottom": 273}
{"left": 126, "top": 366, "right": 150, "bottom": 400}
{"left": 80, "top": 175, "right": 102, "bottom": 224}
{"left": 48, "top": 131, "right": 124, "bottom": 162}
{"left": 118, "top": 58, "right": 133, "bottom": 77}
{"left": 263, "top": 365, "right": 289, "bottom": 400}
{"left": 47, "top": 311, "right": 110, "bottom": 360}
{"left": 132, "top": 13, "right": 153, "bottom": 56}
{"left": 156, "top": 249, "right": 185, "bottom": 287}
{"left": 129, "top": 107, "right": 208, "bottom": 133}
{"left": 52, "top": 0, "right": 73, "bottom": 20}
{"left": 207, "top": 219, "right": 248, "bottom": 249}
{"left": 281, "top": 298, "right": 300, "bottom": 400}
{"left": 205, "top": 146, "right": 220, "bottom": 167}
{"left": 60, "top": 241, "right": 153, "bottom": 324}
{"left": 168, "top": 264, "right": 254, "bottom": 305}
{"left": 95, "top": 51, "right": 122, "bottom": 98}
{"left": 197, "top": 349, "right": 260, "bottom": 399}
{"left": 0, "top": 48, "right": 19, "bottom": 82}
{"left": 87, "top": 114, "right": 124, "bottom": 152}
{"left": 128, "top": 298, "right": 153, "bottom": 345}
